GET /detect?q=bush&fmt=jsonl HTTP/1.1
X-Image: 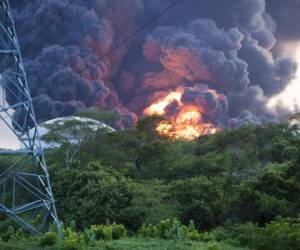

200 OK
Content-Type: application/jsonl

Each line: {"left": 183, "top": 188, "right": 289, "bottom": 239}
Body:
{"left": 186, "top": 229, "right": 203, "bottom": 241}
{"left": 39, "top": 232, "right": 59, "bottom": 247}
{"left": 111, "top": 223, "right": 127, "bottom": 239}
{"left": 186, "top": 220, "right": 203, "bottom": 241}
{"left": 207, "top": 242, "right": 223, "bottom": 250}
{"left": 141, "top": 218, "right": 187, "bottom": 240}
{"left": 90, "top": 225, "right": 112, "bottom": 241}
{"left": 168, "top": 177, "right": 225, "bottom": 230}
{"left": 159, "top": 218, "right": 186, "bottom": 241}
{"left": 138, "top": 224, "right": 160, "bottom": 238}
{"left": 87, "top": 223, "right": 127, "bottom": 241}
{"left": 1, "top": 225, "right": 14, "bottom": 242}
{"left": 138, "top": 218, "right": 204, "bottom": 242}
{"left": 61, "top": 227, "right": 86, "bottom": 250}
{"left": 218, "top": 216, "right": 300, "bottom": 250}
{"left": 52, "top": 161, "right": 133, "bottom": 230}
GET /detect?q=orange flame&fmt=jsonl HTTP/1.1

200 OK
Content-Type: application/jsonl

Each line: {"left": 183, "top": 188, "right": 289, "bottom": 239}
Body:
{"left": 143, "top": 88, "right": 217, "bottom": 140}
{"left": 143, "top": 89, "right": 183, "bottom": 116}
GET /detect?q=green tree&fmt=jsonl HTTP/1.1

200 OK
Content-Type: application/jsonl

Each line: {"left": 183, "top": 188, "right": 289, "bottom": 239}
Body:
{"left": 51, "top": 161, "right": 132, "bottom": 229}
{"left": 168, "top": 176, "right": 225, "bottom": 230}
{"left": 43, "top": 115, "right": 114, "bottom": 167}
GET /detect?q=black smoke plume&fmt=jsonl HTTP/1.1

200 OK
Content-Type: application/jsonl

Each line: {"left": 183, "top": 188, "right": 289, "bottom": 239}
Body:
{"left": 10, "top": 0, "right": 300, "bottom": 129}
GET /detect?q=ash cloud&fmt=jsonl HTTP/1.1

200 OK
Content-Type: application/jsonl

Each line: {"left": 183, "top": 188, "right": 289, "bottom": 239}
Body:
{"left": 9, "top": 0, "right": 300, "bottom": 129}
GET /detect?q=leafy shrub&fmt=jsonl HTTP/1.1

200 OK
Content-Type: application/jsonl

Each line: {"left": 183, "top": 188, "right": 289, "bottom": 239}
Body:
{"left": 83, "top": 227, "right": 96, "bottom": 245}
{"left": 186, "top": 230, "right": 203, "bottom": 241}
{"left": 61, "top": 227, "right": 86, "bottom": 250}
{"left": 168, "top": 177, "right": 225, "bottom": 230}
{"left": 1, "top": 225, "right": 14, "bottom": 242}
{"left": 87, "top": 223, "right": 127, "bottom": 241}
{"left": 210, "top": 226, "right": 231, "bottom": 242}
{"left": 218, "top": 216, "right": 300, "bottom": 250}
{"left": 141, "top": 218, "right": 187, "bottom": 240}
{"left": 186, "top": 220, "right": 203, "bottom": 241}
{"left": 52, "top": 161, "right": 133, "bottom": 230}
{"left": 138, "top": 218, "right": 204, "bottom": 242}
{"left": 138, "top": 224, "right": 160, "bottom": 238}
{"left": 39, "top": 232, "right": 59, "bottom": 247}
{"left": 157, "top": 219, "right": 175, "bottom": 239}
{"left": 160, "top": 218, "right": 186, "bottom": 241}
{"left": 0, "top": 225, "right": 27, "bottom": 245}
{"left": 111, "top": 223, "right": 127, "bottom": 239}
{"left": 207, "top": 242, "right": 223, "bottom": 250}
{"left": 90, "top": 225, "right": 113, "bottom": 241}
{"left": 0, "top": 218, "right": 16, "bottom": 238}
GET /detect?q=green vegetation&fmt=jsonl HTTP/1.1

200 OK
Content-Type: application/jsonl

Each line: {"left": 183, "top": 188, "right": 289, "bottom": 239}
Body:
{"left": 1, "top": 113, "right": 300, "bottom": 249}
{"left": 0, "top": 237, "right": 248, "bottom": 250}
{"left": 0, "top": 221, "right": 249, "bottom": 250}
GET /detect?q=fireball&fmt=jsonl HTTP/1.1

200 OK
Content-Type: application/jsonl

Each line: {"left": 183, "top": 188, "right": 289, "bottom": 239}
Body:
{"left": 143, "top": 87, "right": 218, "bottom": 140}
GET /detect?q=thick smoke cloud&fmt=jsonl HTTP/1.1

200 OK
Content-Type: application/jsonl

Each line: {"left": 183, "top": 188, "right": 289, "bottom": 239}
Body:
{"left": 142, "top": 19, "right": 248, "bottom": 92}
{"left": 10, "top": 0, "right": 300, "bottom": 129}
{"left": 181, "top": 84, "right": 228, "bottom": 125}
{"left": 12, "top": 0, "right": 139, "bottom": 128}
{"left": 267, "top": 0, "right": 300, "bottom": 40}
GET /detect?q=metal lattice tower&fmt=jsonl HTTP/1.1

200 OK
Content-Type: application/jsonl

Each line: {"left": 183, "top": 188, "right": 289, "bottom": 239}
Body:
{"left": 0, "top": 0, "right": 60, "bottom": 234}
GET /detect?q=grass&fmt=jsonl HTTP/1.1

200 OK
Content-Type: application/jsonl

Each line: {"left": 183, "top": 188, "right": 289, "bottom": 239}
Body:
{"left": 0, "top": 237, "right": 251, "bottom": 250}
{"left": 91, "top": 238, "right": 251, "bottom": 250}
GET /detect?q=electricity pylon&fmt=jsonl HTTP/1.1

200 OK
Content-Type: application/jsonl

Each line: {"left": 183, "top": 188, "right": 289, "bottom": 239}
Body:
{"left": 0, "top": 0, "right": 61, "bottom": 235}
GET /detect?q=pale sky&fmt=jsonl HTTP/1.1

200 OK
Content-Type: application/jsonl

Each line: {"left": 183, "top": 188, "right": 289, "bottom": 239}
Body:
{"left": 0, "top": 85, "right": 20, "bottom": 149}
{"left": 268, "top": 42, "right": 300, "bottom": 114}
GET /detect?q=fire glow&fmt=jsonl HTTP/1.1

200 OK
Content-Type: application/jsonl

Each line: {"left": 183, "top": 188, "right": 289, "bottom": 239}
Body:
{"left": 143, "top": 88, "right": 218, "bottom": 140}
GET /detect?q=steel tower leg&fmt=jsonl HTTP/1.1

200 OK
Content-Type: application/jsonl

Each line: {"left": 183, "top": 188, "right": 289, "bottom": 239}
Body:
{"left": 0, "top": 0, "right": 61, "bottom": 235}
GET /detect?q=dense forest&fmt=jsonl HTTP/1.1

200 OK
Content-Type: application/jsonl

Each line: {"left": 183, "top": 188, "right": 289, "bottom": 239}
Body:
{"left": 1, "top": 113, "right": 300, "bottom": 250}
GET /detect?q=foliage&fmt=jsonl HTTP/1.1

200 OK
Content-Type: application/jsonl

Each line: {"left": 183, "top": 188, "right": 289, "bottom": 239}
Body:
{"left": 138, "top": 223, "right": 160, "bottom": 238}
{"left": 3, "top": 120, "right": 300, "bottom": 249}
{"left": 42, "top": 117, "right": 111, "bottom": 167}
{"left": 158, "top": 218, "right": 186, "bottom": 241}
{"left": 124, "top": 180, "right": 176, "bottom": 228}
{"left": 0, "top": 221, "right": 247, "bottom": 250}
{"left": 76, "top": 116, "right": 195, "bottom": 179}
{"left": 215, "top": 215, "right": 300, "bottom": 250}
{"left": 97, "top": 238, "right": 248, "bottom": 250}
{"left": 168, "top": 176, "right": 225, "bottom": 230}
{"left": 138, "top": 218, "right": 204, "bottom": 242}
{"left": 0, "top": 236, "right": 249, "bottom": 250}
{"left": 38, "top": 232, "right": 59, "bottom": 247}
{"left": 46, "top": 121, "right": 300, "bottom": 236}
{"left": 85, "top": 223, "right": 127, "bottom": 241}
{"left": 51, "top": 161, "right": 133, "bottom": 229}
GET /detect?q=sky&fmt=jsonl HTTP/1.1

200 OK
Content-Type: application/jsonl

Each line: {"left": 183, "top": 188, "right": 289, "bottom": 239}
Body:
{"left": 0, "top": 86, "right": 20, "bottom": 149}
{"left": 268, "top": 43, "right": 300, "bottom": 113}
{"left": 0, "top": 121, "right": 19, "bottom": 149}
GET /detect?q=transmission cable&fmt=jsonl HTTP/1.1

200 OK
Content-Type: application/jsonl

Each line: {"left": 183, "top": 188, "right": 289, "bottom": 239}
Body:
{"left": 18, "top": 0, "right": 180, "bottom": 68}
{"left": 78, "top": 0, "right": 181, "bottom": 75}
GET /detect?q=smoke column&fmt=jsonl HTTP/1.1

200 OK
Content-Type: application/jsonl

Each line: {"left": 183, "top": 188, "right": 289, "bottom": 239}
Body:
{"left": 9, "top": 0, "right": 300, "bottom": 134}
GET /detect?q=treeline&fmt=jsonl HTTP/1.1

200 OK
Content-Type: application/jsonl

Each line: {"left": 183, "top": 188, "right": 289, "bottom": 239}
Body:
{"left": 1, "top": 115, "right": 300, "bottom": 249}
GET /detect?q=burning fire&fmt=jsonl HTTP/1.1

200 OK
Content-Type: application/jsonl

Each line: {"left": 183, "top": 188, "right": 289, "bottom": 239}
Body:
{"left": 143, "top": 88, "right": 218, "bottom": 140}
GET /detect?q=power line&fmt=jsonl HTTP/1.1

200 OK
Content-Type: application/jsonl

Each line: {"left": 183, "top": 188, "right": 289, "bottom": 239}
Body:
{"left": 19, "top": 0, "right": 180, "bottom": 69}
{"left": 78, "top": 0, "right": 181, "bottom": 75}
{"left": 22, "top": 0, "right": 75, "bottom": 53}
